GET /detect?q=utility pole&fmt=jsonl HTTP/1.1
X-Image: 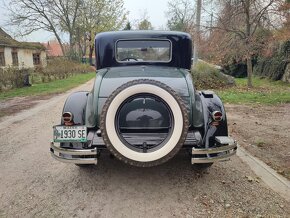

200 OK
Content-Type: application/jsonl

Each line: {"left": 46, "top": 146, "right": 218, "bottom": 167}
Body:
{"left": 210, "top": 12, "right": 213, "bottom": 35}
{"left": 193, "top": 0, "right": 202, "bottom": 64}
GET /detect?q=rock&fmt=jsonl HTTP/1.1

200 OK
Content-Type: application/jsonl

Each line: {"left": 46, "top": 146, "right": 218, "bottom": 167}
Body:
{"left": 222, "top": 180, "right": 226, "bottom": 184}
{"left": 225, "top": 203, "right": 231, "bottom": 208}
{"left": 245, "top": 175, "right": 254, "bottom": 182}
{"left": 278, "top": 170, "right": 285, "bottom": 175}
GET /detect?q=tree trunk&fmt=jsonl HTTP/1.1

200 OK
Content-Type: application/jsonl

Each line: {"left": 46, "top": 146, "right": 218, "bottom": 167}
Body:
{"left": 247, "top": 54, "right": 253, "bottom": 88}
{"left": 244, "top": 0, "right": 253, "bottom": 88}
{"left": 89, "top": 44, "right": 94, "bottom": 66}
{"left": 69, "top": 33, "right": 75, "bottom": 60}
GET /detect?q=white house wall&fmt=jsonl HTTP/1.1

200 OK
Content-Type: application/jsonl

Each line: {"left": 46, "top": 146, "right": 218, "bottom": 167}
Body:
{"left": 4, "top": 47, "right": 13, "bottom": 66}
{"left": 2, "top": 47, "right": 47, "bottom": 68}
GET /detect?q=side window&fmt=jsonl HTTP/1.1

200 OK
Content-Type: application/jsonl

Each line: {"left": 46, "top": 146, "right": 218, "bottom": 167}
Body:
{"left": 33, "top": 53, "right": 41, "bottom": 65}
{"left": 0, "top": 51, "right": 5, "bottom": 66}
{"left": 12, "top": 51, "right": 18, "bottom": 66}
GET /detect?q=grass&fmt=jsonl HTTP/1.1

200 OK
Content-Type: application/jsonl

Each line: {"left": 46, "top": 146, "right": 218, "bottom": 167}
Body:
{"left": 216, "top": 77, "right": 290, "bottom": 105}
{"left": 0, "top": 72, "right": 95, "bottom": 100}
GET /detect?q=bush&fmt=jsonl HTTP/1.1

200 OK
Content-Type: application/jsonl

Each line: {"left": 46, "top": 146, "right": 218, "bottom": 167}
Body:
{"left": 32, "top": 58, "right": 93, "bottom": 83}
{"left": 0, "top": 67, "right": 31, "bottom": 91}
{"left": 222, "top": 62, "right": 248, "bottom": 78}
{"left": 191, "top": 61, "right": 235, "bottom": 90}
{"left": 0, "top": 58, "right": 94, "bottom": 92}
{"left": 222, "top": 57, "right": 258, "bottom": 78}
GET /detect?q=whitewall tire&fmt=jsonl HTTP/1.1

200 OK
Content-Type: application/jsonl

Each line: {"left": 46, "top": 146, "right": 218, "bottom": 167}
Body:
{"left": 100, "top": 79, "right": 189, "bottom": 167}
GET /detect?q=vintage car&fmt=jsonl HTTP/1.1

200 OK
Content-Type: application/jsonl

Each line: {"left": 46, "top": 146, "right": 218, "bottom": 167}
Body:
{"left": 50, "top": 31, "right": 237, "bottom": 168}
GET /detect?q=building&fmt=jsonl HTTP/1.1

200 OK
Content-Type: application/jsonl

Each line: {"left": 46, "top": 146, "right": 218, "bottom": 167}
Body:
{"left": 42, "top": 40, "right": 64, "bottom": 57}
{"left": 0, "top": 27, "right": 46, "bottom": 68}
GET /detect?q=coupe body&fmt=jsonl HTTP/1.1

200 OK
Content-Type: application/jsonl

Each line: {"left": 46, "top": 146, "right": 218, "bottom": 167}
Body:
{"left": 50, "top": 31, "right": 237, "bottom": 168}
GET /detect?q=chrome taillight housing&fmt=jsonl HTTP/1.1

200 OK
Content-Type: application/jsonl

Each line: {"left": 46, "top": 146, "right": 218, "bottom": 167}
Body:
{"left": 62, "top": 112, "right": 74, "bottom": 125}
{"left": 212, "top": 111, "right": 223, "bottom": 122}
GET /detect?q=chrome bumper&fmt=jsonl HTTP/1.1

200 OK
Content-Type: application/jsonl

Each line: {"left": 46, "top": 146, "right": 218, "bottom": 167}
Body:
{"left": 191, "top": 136, "right": 237, "bottom": 164}
{"left": 50, "top": 142, "right": 98, "bottom": 164}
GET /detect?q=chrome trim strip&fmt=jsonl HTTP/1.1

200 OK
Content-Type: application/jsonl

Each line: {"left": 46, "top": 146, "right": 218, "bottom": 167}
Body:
{"left": 50, "top": 142, "right": 98, "bottom": 165}
{"left": 191, "top": 149, "right": 237, "bottom": 164}
{"left": 51, "top": 142, "right": 97, "bottom": 156}
{"left": 192, "top": 144, "right": 237, "bottom": 155}
{"left": 191, "top": 136, "right": 237, "bottom": 164}
{"left": 50, "top": 153, "right": 98, "bottom": 164}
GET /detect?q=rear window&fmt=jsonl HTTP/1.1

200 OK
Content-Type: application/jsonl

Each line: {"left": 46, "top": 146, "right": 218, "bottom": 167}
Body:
{"left": 116, "top": 40, "right": 171, "bottom": 63}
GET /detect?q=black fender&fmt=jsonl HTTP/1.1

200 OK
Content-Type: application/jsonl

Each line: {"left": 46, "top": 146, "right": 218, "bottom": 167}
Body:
{"left": 61, "top": 91, "right": 89, "bottom": 125}
{"left": 199, "top": 91, "right": 228, "bottom": 148}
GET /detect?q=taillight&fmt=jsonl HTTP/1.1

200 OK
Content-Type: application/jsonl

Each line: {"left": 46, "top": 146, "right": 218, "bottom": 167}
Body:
{"left": 62, "top": 112, "right": 74, "bottom": 125}
{"left": 212, "top": 111, "right": 223, "bottom": 122}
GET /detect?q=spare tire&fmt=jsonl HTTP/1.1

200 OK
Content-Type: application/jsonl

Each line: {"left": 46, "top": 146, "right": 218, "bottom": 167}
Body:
{"left": 100, "top": 79, "right": 189, "bottom": 167}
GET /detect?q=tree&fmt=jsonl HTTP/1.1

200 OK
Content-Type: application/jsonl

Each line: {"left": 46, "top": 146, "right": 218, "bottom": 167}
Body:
{"left": 8, "top": 0, "right": 83, "bottom": 57}
{"left": 166, "top": 0, "right": 195, "bottom": 33}
{"left": 7, "top": 0, "right": 127, "bottom": 61}
{"left": 210, "top": 0, "right": 284, "bottom": 87}
{"left": 8, "top": 0, "right": 66, "bottom": 55}
{"left": 124, "top": 22, "right": 132, "bottom": 30}
{"left": 78, "top": 0, "right": 128, "bottom": 64}
{"left": 138, "top": 19, "right": 153, "bottom": 30}
{"left": 275, "top": 0, "right": 290, "bottom": 40}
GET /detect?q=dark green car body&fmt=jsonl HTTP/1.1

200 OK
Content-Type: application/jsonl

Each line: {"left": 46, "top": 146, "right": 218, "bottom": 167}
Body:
{"left": 85, "top": 66, "right": 203, "bottom": 129}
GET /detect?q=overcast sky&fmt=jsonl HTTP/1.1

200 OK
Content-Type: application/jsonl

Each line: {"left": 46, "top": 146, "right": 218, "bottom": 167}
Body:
{"left": 0, "top": 0, "right": 170, "bottom": 42}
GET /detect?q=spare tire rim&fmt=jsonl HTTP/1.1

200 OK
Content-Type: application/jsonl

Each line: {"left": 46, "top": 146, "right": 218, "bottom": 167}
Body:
{"left": 115, "top": 93, "right": 174, "bottom": 153}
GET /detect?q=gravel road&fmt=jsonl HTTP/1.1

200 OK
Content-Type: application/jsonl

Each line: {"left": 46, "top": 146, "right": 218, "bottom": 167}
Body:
{"left": 0, "top": 80, "right": 290, "bottom": 217}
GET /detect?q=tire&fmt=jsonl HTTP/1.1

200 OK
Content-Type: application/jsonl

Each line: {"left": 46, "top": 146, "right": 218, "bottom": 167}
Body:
{"left": 100, "top": 79, "right": 189, "bottom": 167}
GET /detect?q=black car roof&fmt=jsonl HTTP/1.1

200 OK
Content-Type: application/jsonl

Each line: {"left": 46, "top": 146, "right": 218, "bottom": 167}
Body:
{"left": 95, "top": 30, "right": 191, "bottom": 39}
{"left": 94, "top": 30, "right": 192, "bottom": 70}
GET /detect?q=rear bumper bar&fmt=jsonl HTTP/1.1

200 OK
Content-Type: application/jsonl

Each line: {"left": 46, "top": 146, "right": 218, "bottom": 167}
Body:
{"left": 50, "top": 142, "right": 98, "bottom": 164}
{"left": 191, "top": 136, "right": 237, "bottom": 164}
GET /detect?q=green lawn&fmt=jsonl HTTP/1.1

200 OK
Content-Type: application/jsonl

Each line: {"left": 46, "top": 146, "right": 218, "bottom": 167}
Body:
{"left": 217, "top": 77, "right": 290, "bottom": 105}
{"left": 0, "top": 72, "right": 95, "bottom": 100}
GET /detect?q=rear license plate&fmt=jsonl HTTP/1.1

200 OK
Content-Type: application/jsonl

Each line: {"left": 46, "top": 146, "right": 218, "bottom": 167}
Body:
{"left": 53, "top": 125, "right": 87, "bottom": 142}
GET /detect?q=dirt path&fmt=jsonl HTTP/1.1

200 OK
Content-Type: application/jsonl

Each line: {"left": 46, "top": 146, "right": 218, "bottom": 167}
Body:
{"left": 0, "top": 82, "right": 290, "bottom": 217}
{"left": 226, "top": 104, "right": 290, "bottom": 180}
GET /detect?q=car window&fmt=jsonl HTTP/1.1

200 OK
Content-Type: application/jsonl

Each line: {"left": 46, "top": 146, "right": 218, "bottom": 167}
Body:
{"left": 116, "top": 40, "right": 171, "bottom": 63}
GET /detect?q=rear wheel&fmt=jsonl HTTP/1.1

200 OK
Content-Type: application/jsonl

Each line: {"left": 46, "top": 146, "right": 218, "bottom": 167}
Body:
{"left": 100, "top": 79, "right": 189, "bottom": 167}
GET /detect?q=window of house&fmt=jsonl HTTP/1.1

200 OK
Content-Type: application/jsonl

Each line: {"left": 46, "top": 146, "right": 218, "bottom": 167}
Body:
{"left": 33, "top": 53, "right": 41, "bottom": 65}
{"left": 0, "top": 52, "right": 5, "bottom": 66}
{"left": 12, "top": 52, "right": 18, "bottom": 66}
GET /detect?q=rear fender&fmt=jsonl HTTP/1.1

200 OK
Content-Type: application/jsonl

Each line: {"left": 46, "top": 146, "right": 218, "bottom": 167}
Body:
{"left": 61, "top": 91, "right": 89, "bottom": 125}
{"left": 199, "top": 91, "right": 228, "bottom": 148}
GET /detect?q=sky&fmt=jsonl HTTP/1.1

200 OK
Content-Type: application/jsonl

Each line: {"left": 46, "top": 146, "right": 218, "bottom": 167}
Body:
{"left": 0, "top": 0, "right": 170, "bottom": 43}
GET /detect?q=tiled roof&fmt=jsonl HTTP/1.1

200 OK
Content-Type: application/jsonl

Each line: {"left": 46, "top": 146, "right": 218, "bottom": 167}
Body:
{"left": 42, "top": 40, "right": 64, "bottom": 56}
